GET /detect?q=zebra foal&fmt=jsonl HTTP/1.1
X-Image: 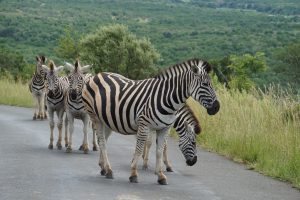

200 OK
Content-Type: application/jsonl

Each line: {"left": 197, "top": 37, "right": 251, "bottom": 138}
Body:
{"left": 82, "top": 58, "right": 219, "bottom": 185}
{"left": 142, "top": 104, "right": 201, "bottom": 171}
{"left": 45, "top": 61, "right": 69, "bottom": 150}
{"left": 64, "top": 60, "right": 99, "bottom": 153}
{"left": 29, "top": 55, "right": 48, "bottom": 120}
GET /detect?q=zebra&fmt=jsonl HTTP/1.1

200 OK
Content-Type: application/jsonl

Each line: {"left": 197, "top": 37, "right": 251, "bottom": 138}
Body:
{"left": 82, "top": 58, "right": 220, "bottom": 185}
{"left": 29, "top": 55, "right": 48, "bottom": 120}
{"left": 45, "top": 60, "right": 69, "bottom": 150}
{"left": 64, "top": 60, "right": 99, "bottom": 153}
{"left": 142, "top": 104, "right": 201, "bottom": 172}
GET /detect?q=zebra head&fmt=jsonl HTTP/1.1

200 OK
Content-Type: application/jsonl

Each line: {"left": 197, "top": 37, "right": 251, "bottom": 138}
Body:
{"left": 45, "top": 61, "right": 64, "bottom": 99}
{"left": 188, "top": 59, "right": 220, "bottom": 115}
{"left": 65, "top": 60, "right": 92, "bottom": 101}
{"left": 35, "top": 55, "right": 47, "bottom": 78}
{"left": 179, "top": 121, "right": 200, "bottom": 166}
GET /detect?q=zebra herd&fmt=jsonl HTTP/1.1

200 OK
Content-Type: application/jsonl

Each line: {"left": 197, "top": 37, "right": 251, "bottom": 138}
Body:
{"left": 29, "top": 55, "right": 220, "bottom": 185}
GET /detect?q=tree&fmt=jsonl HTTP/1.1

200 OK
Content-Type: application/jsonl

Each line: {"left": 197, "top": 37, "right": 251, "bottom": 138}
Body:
{"left": 275, "top": 42, "right": 300, "bottom": 84}
{"left": 55, "top": 26, "right": 80, "bottom": 61}
{"left": 213, "top": 52, "right": 268, "bottom": 91}
{"left": 79, "top": 24, "right": 160, "bottom": 79}
{"left": 0, "top": 46, "right": 31, "bottom": 80}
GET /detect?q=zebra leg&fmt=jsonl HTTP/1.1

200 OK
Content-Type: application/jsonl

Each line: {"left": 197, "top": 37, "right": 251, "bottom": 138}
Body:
{"left": 81, "top": 115, "right": 89, "bottom": 154}
{"left": 96, "top": 121, "right": 113, "bottom": 178}
{"left": 155, "top": 129, "right": 169, "bottom": 185}
{"left": 33, "top": 94, "right": 38, "bottom": 120}
{"left": 66, "top": 114, "right": 74, "bottom": 153}
{"left": 48, "top": 108, "right": 54, "bottom": 149}
{"left": 142, "top": 133, "right": 153, "bottom": 170}
{"left": 163, "top": 139, "right": 173, "bottom": 172}
{"left": 43, "top": 94, "right": 47, "bottom": 119}
{"left": 130, "top": 125, "right": 149, "bottom": 183}
{"left": 64, "top": 114, "right": 68, "bottom": 147}
{"left": 40, "top": 93, "right": 45, "bottom": 120}
{"left": 56, "top": 109, "right": 64, "bottom": 150}
{"left": 92, "top": 122, "right": 99, "bottom": 151}
{"left": 37, "top": 95, "right": 42, "bottom": 119}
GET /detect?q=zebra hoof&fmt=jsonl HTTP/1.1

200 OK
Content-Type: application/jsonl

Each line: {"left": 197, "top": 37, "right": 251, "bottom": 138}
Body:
{"left": 166, "top": 167, "right": 173, "bottom": 172}
{"left": 106, "top": 171, "right": 114, "bottom": 179}
{"left": 33, "top": 116, "right": 37, "bottom": 120}
{"left": 129, "top": 175, "right": 138, "bottom": 183}
{"left": 56, "top": 143, "right": 62, "bottom": 150}
{"left": 142, "top": 165, "right": 148, "bottom": 170}
{"left": 65, "top": 143, "right": 68, "bottom": 147}
{"left": 79, "top": 145, "right": 83, "bottom": 151}
{"left": 158, "top": 178, "right": 168, "bottom": 185}
{"left": 93, "top": 146, "right": 99, "bottom": 151}
{"left": 48, "top": 144, "right": 53, "bottom": 150}
{"left": 83, "top": 149, "right": 89, "bottom": 154}
{"left": 66, "top": 147, "right": 72, "bottom": 153}
{"left": 100, "top": 169, "right": 106, "bottom": 176}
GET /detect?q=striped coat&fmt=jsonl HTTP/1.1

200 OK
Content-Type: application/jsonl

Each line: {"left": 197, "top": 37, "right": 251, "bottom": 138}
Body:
{"left": 83, "top": 58, "right": 219, "bottom": 184}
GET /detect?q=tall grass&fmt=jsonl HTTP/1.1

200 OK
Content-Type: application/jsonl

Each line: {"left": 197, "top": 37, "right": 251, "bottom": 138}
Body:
{"left": 0, "top": 79, "right": 33, "bottom": 107}
{"left": 1, "top": 78, "right": 299, "bottom": 188}
{"left": 187, "top": 87, "right": 300, "bottom": 188}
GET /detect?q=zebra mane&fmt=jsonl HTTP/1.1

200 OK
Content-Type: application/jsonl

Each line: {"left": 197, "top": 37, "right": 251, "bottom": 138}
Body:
{"left": 154, "top": 58, "right": 207, "bottom": 79}
{"left": 184, "top": 104, "right": 201, "bottom": 135}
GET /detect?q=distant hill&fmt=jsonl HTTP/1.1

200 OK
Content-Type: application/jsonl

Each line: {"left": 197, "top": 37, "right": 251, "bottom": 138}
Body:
{"left": 1, "top": 0, "right": 299, "bottom": 87}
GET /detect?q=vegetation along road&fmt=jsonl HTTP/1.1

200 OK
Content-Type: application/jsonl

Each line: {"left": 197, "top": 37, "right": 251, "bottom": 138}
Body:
{"left": 0, "top": 105, "right": 299, "bottom": 200}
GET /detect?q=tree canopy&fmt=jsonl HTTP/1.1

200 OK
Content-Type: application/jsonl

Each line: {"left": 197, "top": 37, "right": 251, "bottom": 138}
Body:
{"left": 79, "top": 24, "right": 160, "bottom": 79}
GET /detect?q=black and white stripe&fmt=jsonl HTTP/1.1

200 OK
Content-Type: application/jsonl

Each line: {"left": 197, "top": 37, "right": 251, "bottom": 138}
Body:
{"left": 143, "top": 104, "right": 201, "bottom": 171}
{"left": 29, "top": 55, "right": 48, "bottom": 120}
{"left": 45, "top": 61, "right": 69, "bottom": 150}
{"left": 64, "top": 60, "right": 98, "bottom": 153}
{"left": 82, "top": 58, "right": 219, "bottom": 184}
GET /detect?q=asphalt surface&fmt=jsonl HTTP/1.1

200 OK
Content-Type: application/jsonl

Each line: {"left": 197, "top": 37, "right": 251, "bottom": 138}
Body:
{"left": 0, "top": 105, "right": 299, "bottom": 200}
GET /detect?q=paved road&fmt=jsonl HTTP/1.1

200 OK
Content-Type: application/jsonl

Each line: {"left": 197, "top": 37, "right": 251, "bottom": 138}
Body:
{"left": 0, "top": 105, "right": 299, "bottom": 200}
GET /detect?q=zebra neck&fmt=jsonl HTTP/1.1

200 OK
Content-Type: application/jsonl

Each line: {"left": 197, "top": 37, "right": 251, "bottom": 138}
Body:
{"left": 157, "top": 69, "right": 190, "bottom": 112}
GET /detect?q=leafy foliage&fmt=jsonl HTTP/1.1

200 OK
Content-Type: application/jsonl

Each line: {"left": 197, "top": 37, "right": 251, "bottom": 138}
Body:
{"left": 80, "top": 24, "right": 160, "bottom": 79}
{"left": 213, "top": 52, "right": 267, "bottom": 91}
{"left": 54, "top": 26, "right": 81, "bottom": 61}
{"left": 0, "top": 46, "right": 33, "bottom": 80}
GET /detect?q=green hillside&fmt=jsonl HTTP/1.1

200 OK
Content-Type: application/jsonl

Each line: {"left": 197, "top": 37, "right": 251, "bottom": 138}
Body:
{"left": 1, "top": 0, "right": 300, "bottom": 87}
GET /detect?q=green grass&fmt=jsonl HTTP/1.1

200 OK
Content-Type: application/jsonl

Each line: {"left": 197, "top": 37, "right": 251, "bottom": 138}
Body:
{"left": 1, "top": 78, "right": 299, "bottom": 188}
{"left": 187, "top": 87, "right": 300, "bottom": 189}
{"left": 0, "top": 79, "right": 34, "bottom": 107}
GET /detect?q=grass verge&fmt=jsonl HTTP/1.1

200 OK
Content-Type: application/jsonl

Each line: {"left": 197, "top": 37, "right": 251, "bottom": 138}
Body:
{"left": 0, "top": 79, "right": 33, "bottom": 107}
{"left": 186, "top": 87, "right": 300, "bottom": 189}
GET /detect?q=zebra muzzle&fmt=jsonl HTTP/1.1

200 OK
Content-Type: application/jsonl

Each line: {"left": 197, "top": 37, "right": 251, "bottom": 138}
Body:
{"left": 70, "top": 90, "right": 77, "bottom": 100}
{"left": 207, "top": 100, "right": 220, "bottom": 115}
{"left": 47, "top": 90, "right": 54, "bottom": 98}
{"left": 186, "top": 156, "right": 197, "bottom": 166}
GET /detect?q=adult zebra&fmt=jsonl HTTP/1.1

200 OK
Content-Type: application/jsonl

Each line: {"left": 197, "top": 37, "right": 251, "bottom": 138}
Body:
{"left": 29, "top": 56, "right": 48, "bottom": 120}
{"left": 64, "top": 60, "right": 99, "bottom": 153}
{"left": 82, "top": 58, "right": 220, "bottom": 185}
{"left": 45, "top": 61, "right": 69, "bottom": 150}
{"left": 142, "top": 104, "right": 201, "bottom": 172}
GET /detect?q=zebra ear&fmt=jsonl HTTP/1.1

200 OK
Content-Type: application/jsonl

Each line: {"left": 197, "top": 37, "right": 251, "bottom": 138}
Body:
{"left": 81, "top": 64, "right": 92, "bottom": 73}
{"left": 41, "top": 56, "right": 46, "bottom": 64}
{"left": 49, "top": 61, "right": 55, "bottom": 71}
{"left": 56, "top": 65, "right": 65, "bottom": 73}
{"left": 64, "top": 62, "right": 75, "bottom": 71}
